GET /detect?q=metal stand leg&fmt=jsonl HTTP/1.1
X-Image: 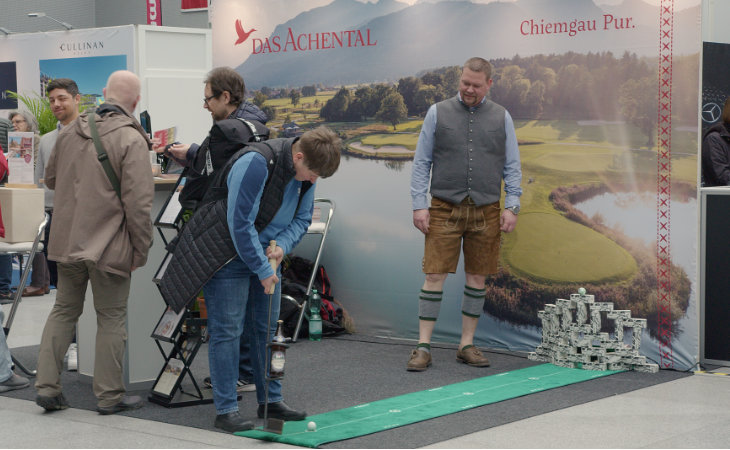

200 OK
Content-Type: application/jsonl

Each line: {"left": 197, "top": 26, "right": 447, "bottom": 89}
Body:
{"left": 11, "top": 354, "right": 36, "bottom": 376}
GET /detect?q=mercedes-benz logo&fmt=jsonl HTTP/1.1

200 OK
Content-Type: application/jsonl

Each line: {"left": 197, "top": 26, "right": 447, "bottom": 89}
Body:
{"left": 703, "top": 102, "right": 721, "bottom": 123}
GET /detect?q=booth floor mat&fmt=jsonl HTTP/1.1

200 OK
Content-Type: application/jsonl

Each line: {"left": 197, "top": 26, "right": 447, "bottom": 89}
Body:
{"left": 2, "top": 340, "right": 690, "bottom": 448}
{"left": 237, "top": 363, "right": 620, "bottom": 447}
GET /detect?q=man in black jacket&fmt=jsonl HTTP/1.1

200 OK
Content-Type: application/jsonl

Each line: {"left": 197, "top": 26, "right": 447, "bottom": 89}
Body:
{"left": 702, "top": 97, "right": 730, "bottom": 187}
{"left": 158, "top": 67, "right": 267, "bottom": 405}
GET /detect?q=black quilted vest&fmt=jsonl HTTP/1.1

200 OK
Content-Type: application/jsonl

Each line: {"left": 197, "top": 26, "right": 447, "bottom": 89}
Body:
{"left": 159, "top": 138, "right": 312, "bottom": 312}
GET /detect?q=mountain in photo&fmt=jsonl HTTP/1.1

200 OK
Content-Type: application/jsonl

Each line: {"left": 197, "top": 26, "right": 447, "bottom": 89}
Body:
{"left": 238, "top": 0, "right": 699, "bottom": 89}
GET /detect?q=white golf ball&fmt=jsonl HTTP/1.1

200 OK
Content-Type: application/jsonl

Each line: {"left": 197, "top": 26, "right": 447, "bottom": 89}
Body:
{"left": 307, "top": 421, "right": 317, "bottom": 432}
{"left": 578, "top": 287, "right": 586, "bottom": 296}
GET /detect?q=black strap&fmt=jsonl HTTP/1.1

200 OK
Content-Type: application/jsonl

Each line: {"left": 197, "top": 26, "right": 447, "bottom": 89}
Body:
{"left": 89, "top": 112, "right": 122, "bottom": 200}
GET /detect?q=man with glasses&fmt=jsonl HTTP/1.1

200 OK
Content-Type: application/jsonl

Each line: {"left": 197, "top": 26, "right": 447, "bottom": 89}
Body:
{"left": 33, "top": 79, "right": 82, "bottom": 370}
{"left": 37, "top": 79, "right": 82, "bottom": 294}
{"left": 156, "top": 66, "right": 268, "bottom": 404}
{"left": 162, "top": 66, "right": 268, "bottom": 167}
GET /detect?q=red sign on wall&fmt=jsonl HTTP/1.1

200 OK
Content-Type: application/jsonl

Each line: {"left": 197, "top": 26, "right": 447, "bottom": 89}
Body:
{"left": 181, "top": 0, "right": 207, "bottom": 10}
{"left": 147, "top": 0, "right": 162, "bottom": 25}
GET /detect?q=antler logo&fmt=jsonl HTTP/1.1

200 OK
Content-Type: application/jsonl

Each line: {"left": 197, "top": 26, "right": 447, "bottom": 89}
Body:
{"left": 234, "top": 19, "right": 256, "bottom": 45}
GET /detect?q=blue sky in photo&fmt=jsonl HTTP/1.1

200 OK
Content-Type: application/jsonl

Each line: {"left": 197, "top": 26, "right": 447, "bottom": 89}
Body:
{"left": 39, "top": 54, "right": 127, "bottom": 99}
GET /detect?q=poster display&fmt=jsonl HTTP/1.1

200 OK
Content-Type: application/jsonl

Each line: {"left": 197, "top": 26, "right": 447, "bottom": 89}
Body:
{"left": 0, "top": 25, "right": 135, "bottom": 117}
{"left": 6, "top": 131, "right": 34, "bottom": 184}
{"left": 210, "top": 0, "right": 701, "bottom": 371}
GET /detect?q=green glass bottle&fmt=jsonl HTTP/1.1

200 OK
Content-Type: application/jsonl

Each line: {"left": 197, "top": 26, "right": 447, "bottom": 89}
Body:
{"left": 308, "top": 289, "right": 322, "bottom": 341}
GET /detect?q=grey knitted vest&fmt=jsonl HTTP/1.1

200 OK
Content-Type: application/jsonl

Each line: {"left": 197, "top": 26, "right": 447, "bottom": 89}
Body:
{"left": 430, "top": 96, "right": 506, "bottom": 206}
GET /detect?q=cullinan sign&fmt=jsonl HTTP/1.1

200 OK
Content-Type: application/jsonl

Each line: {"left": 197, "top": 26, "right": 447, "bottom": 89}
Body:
{"left": 59, "top": 40, "right": 105, "bottom": 56}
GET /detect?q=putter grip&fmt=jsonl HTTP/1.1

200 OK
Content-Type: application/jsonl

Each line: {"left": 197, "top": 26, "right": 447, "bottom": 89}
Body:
{"left": 267, "top": 240, "right": 277, "bottom": 294}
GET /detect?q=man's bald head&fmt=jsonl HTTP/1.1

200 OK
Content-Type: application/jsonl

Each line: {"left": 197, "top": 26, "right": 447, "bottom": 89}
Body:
{"left": 103, "top": 70, "right": 141, "bottom": 113}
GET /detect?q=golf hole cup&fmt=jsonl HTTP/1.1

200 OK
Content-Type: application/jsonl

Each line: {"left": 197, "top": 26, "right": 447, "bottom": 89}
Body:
{"left": 307, "top": 421, "right": 317, "bottom": 432}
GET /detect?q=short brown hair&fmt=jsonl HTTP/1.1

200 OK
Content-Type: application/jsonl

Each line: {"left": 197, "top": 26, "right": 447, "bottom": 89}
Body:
{"left": 46, "top": 78, "right": 79, "bottom": 97}
{"left": 298, "top": 126, "right": 341, "bottom": 178}
{"left": 463, "top": 57, "right": 492, "bottom": 81}
{"left": 205, "top": 67, "right": 245, "bottom": 107}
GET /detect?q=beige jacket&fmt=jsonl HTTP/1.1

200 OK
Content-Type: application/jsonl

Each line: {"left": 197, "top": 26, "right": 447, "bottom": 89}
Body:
{"left": 45, "top": 101, "right": 154, "bottom": 277}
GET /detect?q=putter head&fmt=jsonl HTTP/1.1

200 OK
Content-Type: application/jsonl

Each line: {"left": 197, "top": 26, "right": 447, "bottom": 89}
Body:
{"left": 264, "top": 417, "right": 285, "bottom": 434}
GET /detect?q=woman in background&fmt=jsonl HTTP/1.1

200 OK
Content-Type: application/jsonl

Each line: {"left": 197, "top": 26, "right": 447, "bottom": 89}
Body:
{"left": 9, "top": 111, "right": 49, "bottom": 297}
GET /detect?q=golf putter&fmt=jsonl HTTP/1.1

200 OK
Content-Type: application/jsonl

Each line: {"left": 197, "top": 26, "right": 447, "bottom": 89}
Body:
{"left": 263, "top": 240, "right": 285, "bottom": 434}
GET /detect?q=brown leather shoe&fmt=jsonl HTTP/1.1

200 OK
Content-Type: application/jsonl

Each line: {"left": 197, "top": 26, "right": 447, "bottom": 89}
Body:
{"left": 456, "top": 345, "right": 490, "bottom": 367}
{"left": 406, "top": 348, "right": 432, "bottom": 372}
{"left": 22, "top": 285, "right": 49, "bottom": 297}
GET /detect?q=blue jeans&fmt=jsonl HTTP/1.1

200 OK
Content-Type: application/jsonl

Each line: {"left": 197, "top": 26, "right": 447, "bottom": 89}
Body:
{"left": 0, "top": 311, "right": 13, "bottom": 382}
{"left": 0, "top": 254, "right": 12, "bottom": 293}
{"left": 239, "top": 335, "right": 253, "bottom": 383}
{"left": 205, "top": 257, "right": 282, "bottom": 415}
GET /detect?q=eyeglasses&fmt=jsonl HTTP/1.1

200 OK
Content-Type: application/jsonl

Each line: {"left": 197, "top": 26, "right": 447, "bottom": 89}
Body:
{"left": 204, "top": 94, "right": 218, "bottom": 106}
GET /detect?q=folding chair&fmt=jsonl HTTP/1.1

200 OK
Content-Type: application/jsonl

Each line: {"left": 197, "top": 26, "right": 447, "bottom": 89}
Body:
{"left": 0, "top": 213, "right": 49, "bottom": 376}
{"left": 292, "top": 198, "right": 335, "bottom": 342}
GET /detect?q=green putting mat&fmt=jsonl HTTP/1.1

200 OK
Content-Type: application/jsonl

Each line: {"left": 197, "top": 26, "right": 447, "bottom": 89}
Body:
{"left": 237, "top": 363, "right": 620, "bottom": 447}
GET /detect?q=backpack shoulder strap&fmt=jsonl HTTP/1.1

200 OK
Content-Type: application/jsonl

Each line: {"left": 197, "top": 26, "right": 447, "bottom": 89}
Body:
{"left": 236, "top": 118, "right": 265, "bottom": 142}
{"left": 89, "top": 112, "right": 122, "bottom": 200}
{"left": 200, "top": 142, "right": 276, "bottom": 206}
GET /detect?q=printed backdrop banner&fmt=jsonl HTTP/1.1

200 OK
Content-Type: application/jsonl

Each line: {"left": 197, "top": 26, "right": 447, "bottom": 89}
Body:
{"left": 211, "top": 0, "right": 701, "bottom": 371}
{"left": 0, "top": 25, "right": 135, "bottom": 117}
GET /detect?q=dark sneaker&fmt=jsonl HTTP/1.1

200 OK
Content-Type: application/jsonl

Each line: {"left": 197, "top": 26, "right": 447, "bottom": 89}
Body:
{"left": 235, "top": 379, "right": 256, "bottom": 393}
{"left": 257, "top": 401, "right": 306, "bottom": 421}
{"left": 456, "top": 345, "right": 491, "bottom": 367}
{"left": 214, "top": 411, "right": 254, "bottom": 432}
{"left": 36, "top": 393, "right": 70, "bottom": 411}
{"left": 0, "top": 373, "right": 30, "bottom": 392}
{"left": 406, "top": 348, "right": 432, "bottom": 371}
{"left": 96, "top": 395, "right": 144, "bottom": 415}
{"left": 0, "top": 291, "right": 14, "bottom": 305}
{"left": 204, "top": 376, "right": 255, "bottom": 393}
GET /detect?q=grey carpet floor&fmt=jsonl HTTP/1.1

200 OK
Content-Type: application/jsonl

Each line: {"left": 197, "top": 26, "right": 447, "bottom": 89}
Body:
{"left": 3, "top": 335, "right": 691, "bottom": 448}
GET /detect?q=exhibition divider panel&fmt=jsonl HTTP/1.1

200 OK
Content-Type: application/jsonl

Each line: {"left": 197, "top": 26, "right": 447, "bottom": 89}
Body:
{"left": 0, "top": 25, "right": 212, "bottom": 387}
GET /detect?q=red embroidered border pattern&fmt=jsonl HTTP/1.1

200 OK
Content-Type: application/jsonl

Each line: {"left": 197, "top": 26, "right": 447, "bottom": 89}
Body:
{"left": 656, "top": 0, "right": 674, "bottom": 369}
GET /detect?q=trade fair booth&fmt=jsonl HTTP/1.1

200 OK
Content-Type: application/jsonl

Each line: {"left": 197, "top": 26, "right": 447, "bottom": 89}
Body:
{"left": 2, "top": 0, "right": 730, "bottom": 391}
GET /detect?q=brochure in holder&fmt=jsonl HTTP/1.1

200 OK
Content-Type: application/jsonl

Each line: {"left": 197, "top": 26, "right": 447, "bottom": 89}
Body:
{"left": 154, "top": 175, "right": 185, "bottom": 231}
{"left": 151, "top": 306, "right": 184, "bottom": 342}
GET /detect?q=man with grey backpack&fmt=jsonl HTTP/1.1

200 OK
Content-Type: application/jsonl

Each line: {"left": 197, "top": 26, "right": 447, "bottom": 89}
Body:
{"left": 35, "top": 71, "right": 154, "bottom": 415}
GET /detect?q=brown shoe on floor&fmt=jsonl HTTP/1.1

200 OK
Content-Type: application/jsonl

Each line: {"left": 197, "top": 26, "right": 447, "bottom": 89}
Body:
{"left": 22, "top": 285, "right": 49, "bottom": 297}
{"left": 406, "top": 348, "right": 432, "bottom": 371}
{"left": 456, "top": 345, "right": 490, "bottom": 367}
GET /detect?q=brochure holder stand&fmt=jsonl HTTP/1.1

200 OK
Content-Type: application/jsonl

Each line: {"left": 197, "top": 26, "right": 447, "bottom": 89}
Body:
{"left": 148, "top": 179, "right": 218, "bottom": 407}
{"left": 148, "top": 308, "right": 213, "bottom": 407}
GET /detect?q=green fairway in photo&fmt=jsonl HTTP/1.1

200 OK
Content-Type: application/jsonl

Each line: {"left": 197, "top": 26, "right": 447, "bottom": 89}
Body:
{"left": 534, "top": 150, "right": 616, "bottom": 173}
{"left": 360, "top": 133, "right": 418, "bottom": 150}
{"left": 504, "top": 212, "right": 638, "bottom": 284}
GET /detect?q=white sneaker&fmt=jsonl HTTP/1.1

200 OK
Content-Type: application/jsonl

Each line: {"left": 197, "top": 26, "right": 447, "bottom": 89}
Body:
{"left": 65, "top": 343, "right": 78, "bottom": 372}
